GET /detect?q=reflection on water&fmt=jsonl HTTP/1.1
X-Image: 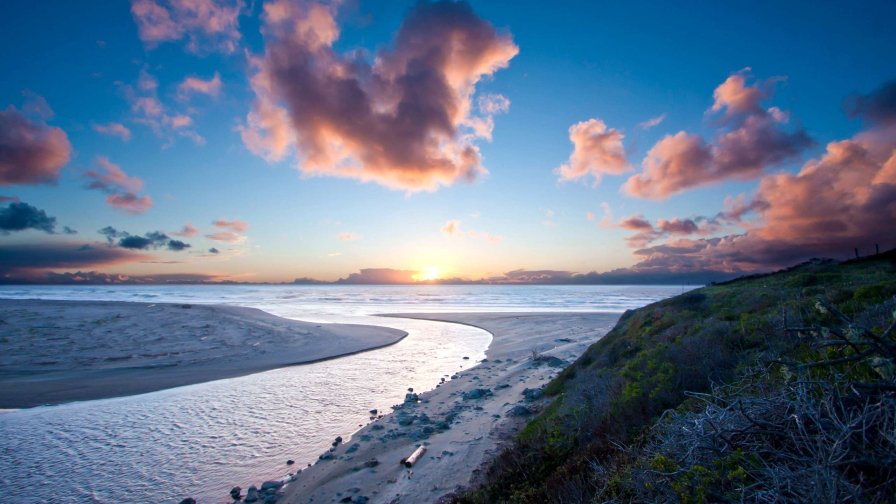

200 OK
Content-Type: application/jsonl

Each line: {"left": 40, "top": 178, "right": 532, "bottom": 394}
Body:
{"left": 0, "top": 284, "right": 688, "bottom": 503}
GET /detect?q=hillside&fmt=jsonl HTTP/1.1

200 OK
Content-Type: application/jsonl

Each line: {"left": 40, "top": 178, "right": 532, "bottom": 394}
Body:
{"left": 453, "top": 251, "right": 896, "bottom": 503}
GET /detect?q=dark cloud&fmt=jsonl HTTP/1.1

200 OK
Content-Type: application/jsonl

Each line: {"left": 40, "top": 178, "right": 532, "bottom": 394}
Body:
{"left": 99, "top": 227, "right": 190, "bottom": 251}
{"left": 167, "top": 239, "right": 190, "bottom": 251}
{"left": 241, "top": 0, "right": 518, "bottom": 191}
{"left": 845, "top": 79, "right": 896, "bottom": 126}
{"left": 0, "top": 101, "right": 72, "bottom": 185}
{"left": 208, "top": 247, "right": 219, "bottom": 254}
{"left": 1, "top": 270, "right": 220, "bottom": 285}
{"left": 0, "top": 243, "right": 149, "bottom": 277}
{"left": 336, "top": 268, "right": 419, "bottom": 284}
{"left": 0, "top": 202, "right": 60, "bottom": 234}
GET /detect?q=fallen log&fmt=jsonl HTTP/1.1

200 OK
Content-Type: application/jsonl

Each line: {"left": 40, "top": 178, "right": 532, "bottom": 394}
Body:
{"left": 401, "top": 445, "right": 427, "bottom": 468}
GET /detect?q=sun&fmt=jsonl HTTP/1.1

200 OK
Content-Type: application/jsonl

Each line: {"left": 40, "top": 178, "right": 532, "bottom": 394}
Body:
{"left": 416, "top": 266, "right": 441, "bottom": 282}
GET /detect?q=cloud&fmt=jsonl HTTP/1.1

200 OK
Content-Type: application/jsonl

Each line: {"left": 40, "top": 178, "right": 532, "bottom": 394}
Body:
{"left": 624, "top": 70, "right": 813, "bottom": 199}
{"left": 441, "top": 219, "right": 461, "bottom": 236}
{"left": 0, "top": 201, "right": 64, "bottom": 234}
{"left": 627, "top": 80, "right": 896, "bottom": 273}
{"left": 100, "top": 226, "right": 191, "bottom": 251}
{"left": 0, "top": 242, "right": 150, "bottom": 278}
{"left": 555, "top": 118, "right": 630, "bottom": 184}
{"left": 845, "top": 78, "right": 896, "bottom": 126}
{"left": 206, "top": 231, "right": 244, "bottom": 243}
{"left": 93, "top": 122, "right": 132, "bottom": 141}
{"left": 441, "top": 218, "right": 502, "bottom": 243}
{"left": 0, "top": 98, "right": 72, "bottom": 186}
{"left": 172, "top": 223, "right": 199, "bottom": 237}
{"left": 84, "top": 156, "right": 153, "bottom": 214}
{"left": 130, "top": 0, "right": 243, "bottom": 54}
{"left": 597, "top": 201, "right": 613, "bottom": 228}
{"left": 240, "top": 0, "right": 518, "bottom": 192}
{"left": 543, "top": 209, "right": 557, "bottom": 227}
{"left": 212, "top": 218, "right": 248, "bottom": 232}
{"left": 208, "top": 247, "right": 219, "bottom": 254}
{"left": 337, "top": 232, "right": 360, "bottom": 241}
{"left": 657, "top": 217, "right": 699, "bottom": 235}
{"left": 177, "top": 72, "right": 222, "bottom": 100}
{"left": 619, "top": 215, "right": 654, "bottom": 231}
{"left": 638, "top": 113, "right": 666, "bottom": 130}
{"left": 124, "top": 69, "right": 204, "bottom": 145}
{"left": 335, "top": 268, "right": 419, "bottom": 284}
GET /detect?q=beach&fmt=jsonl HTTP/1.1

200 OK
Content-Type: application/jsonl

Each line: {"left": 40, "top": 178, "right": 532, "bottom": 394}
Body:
{"left": 0, "top": 299, "right": 408, "bottom": 409}
{"left": 279, "top": 312, "right": 620, "bottom": 503}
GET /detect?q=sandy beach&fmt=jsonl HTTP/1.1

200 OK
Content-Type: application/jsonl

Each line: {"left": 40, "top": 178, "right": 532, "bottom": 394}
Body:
{"left": 278, "top": 312, "right": 620, "bottom": 504}
{"left": 0, "top": 299, "right": 408, "bottom": 409}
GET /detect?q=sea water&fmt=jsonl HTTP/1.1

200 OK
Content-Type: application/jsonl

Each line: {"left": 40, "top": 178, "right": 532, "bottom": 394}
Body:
{"left": 0, "top": 285, "right": 686, "bottom": 503}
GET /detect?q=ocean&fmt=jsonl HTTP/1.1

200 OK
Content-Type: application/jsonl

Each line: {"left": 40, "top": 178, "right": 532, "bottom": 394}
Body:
{"left": 0, "top": 284, "right": 687, "bottom": 503}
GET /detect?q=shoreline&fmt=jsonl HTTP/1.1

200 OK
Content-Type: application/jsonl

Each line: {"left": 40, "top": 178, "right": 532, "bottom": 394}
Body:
{"left": 0, "top": 298, "right": 408, "bottom": 409}
{"left": 277, "top": 311, "right": 621, "bottom": 504}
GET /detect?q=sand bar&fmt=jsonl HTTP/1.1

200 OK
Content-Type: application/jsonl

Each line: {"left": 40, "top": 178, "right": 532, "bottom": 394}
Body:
{"left": 279, "top": 312, "right": 620, "bottom": 504}
{"left": 0, "top": 299, "right": 408, "bottom": 409}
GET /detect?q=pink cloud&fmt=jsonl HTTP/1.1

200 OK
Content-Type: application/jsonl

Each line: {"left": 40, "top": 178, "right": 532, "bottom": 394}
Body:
{"left": 84, "top": 156, "right": 153, "bottom": 214}
{"left": 624, "top": 70, "right": 812, "bottom": 199}
{"left": 619, "top": 215, "right": 654, "bottom": 231}
{"left": 628, "top": 82, "right": 896, "bottom": 273}
{"left": 555, "top": 118, "right": 630, "bottom": 184}
{"left": 656, "top": 217, "right": 699, "bottom": 235}
{"left": 93, "top": 122, "right": 132, "bottom": 141}
{"left": 0, "top": 100, "right": 71, "bottom": 186}
{"left": 212, "top": 218, "right": 248, "bottom": 232}
{"left": 177, "top": 72, "right": 222, "bottom": 100}
{"left": 337, "top": 232, "right": 360, "bottom": 241}
{"left": 172, "top": 223, "right": 199, "bottom": 237}
{"left": 205, "top": 231, "right": 244, "bottom": 243}
{"left": 125, "top": 69, "right": 204, "bottom": 145}
{"left": 130, "top": 0, "right": 243, "bottom": 54}
{"left": 240, "top": 0, "right": 518, "bottom": 192}
{"left": 106, "top": 193, "right": 153, "bottom": 214}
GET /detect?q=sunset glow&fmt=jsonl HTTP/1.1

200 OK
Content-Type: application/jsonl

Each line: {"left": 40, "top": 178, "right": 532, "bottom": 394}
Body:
{"left": 0, "top": 1, "right": 894, "bottom": 285}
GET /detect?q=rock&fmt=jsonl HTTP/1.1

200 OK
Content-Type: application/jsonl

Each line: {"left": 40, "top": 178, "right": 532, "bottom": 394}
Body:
{"left": 369, "top": 408, "right": 378, "bottom": 415}
{"left": 462, "top": 388, "right": 492, "bottom": 400}
{"left": 354, "top": 496, "right": 370, "bottom": 503}
{"left": 264, "top": 495, "right": 278, "bottom": 504}
{"left": 332, "top": 435, "right": 343, "bottom": 446}
{"left": 261, "top": 480, "right": 283, "bottom": 491}
{"left": 495, "top": 383, "right": 510, "bottom": 389}
{"left": 245, "top": 486, "right": 260, "bottom": 503}
{"left": 346, "top": 443, "right": 360, "bottom": 453}
{"left": 462, "top": 356, "right": 470, "bottom": 360}
{"left": 371, "top": 423, "right": 384, "bottom": 431}
{"left": 179, "top": 499, "right": 196, "bottom": 504}
{"left": 522, "top": 388, "right": 543, "bottom": 402}
{"left": 404, "top": 392, "right": 420, "bottom": 403}
{"left": 230, "top": 486, "right": 242, "bottom": 500}
{"left": 407, "top": 387, "right": 414, "bottom": 392}
{"left": 364, "top": 458, "right": 379, "bottom": 468}
{"left": 286, "top": 459, "right": 294, "bottom": 465}
{"left": 508, "top": 405, "right": 532, "bottom": 417}
{"left": 319, "top": 452, "right": 334, "bottom": 460}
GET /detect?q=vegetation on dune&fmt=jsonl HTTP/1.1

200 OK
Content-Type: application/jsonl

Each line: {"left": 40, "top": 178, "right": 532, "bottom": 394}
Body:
{"left": 453, "top": 251, "right": 896, "bottom": 503}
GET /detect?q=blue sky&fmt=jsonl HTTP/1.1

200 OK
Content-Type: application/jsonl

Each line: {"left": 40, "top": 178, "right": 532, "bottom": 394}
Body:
{"left": 1, "top": 0, "right": 895, "bottom": 283}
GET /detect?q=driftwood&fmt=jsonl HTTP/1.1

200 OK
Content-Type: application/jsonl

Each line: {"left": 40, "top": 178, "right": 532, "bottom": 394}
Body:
{"left": 401, "top": 445, "right": 427, "bottom": 468}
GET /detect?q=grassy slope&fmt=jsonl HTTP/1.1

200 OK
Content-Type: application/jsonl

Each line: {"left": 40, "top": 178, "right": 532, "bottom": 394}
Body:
{"left": 455, "top": 252, "right": 896, "bottom": 503}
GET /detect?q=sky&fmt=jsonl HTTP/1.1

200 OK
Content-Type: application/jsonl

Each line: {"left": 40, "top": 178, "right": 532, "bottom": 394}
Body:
{"left": 1, "top": 0, "right": 895, "bottom": 284}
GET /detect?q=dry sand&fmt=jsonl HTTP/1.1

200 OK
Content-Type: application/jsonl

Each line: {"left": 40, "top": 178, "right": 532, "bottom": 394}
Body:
{"left": 0, "top": 299, "right": 407, "bottom": 409}
{"left": 279, "top": 312, "right": 620, "bottom": 504}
